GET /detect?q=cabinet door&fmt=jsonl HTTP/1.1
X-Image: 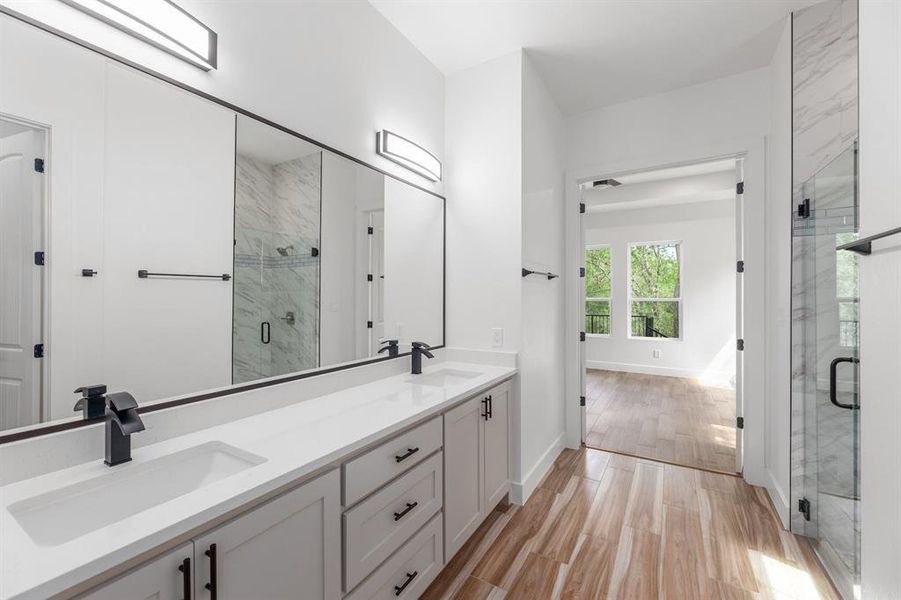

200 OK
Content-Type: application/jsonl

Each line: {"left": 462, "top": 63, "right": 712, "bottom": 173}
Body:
{"left": 80, "top": 543, "right": 193, "bottom": 600}
{"left": 443, "top": 396, "right": 483, "bottom": 560}
{"left": 194, "top": 469, "right": 340, "bottom": 600}
{"left": 483, "top": 382, "right": 511, "bottom": 511}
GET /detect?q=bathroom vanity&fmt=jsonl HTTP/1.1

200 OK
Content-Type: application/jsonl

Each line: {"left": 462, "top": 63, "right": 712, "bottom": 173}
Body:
{"left": 0, "top": 362, "right": 514, "bottom": 599}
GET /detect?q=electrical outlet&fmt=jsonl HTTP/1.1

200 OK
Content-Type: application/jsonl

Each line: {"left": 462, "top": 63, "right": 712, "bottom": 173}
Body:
{"left": 653, "top": 349, "right": 662, "bottom": 359}
{"left": 491, "top": 328, "right": 504, "bottom": 348}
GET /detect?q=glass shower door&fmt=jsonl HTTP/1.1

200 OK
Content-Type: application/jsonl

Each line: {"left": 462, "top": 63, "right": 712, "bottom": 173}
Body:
{"left": 794, "top": 143, "right": 860, "bottom": 598}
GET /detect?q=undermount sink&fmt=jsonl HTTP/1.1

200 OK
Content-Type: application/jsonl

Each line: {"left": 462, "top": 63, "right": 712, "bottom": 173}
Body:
{"left": 407, "top": 368, "right": 481, "bottom": 387}
{"left": 8, "top": 441, "right": 266, "bottom": 546}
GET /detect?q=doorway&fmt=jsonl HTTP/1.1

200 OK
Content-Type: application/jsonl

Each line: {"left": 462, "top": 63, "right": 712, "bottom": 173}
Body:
{"left": 0, "top": 116, "right": 47, "bottom": 431}
{"left": 578, "top": 157, "right": 744, "bottom": 474}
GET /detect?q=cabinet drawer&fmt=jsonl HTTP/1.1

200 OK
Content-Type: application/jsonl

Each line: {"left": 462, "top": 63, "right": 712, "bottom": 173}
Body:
{"left": 345, "top": 513, "right": 443, "bottom": 600}
{"left": 343, "top": 416, "right": 442, "bottom": 506}
{"left": 344, "top": 451, "right": 443, "bottom": 591}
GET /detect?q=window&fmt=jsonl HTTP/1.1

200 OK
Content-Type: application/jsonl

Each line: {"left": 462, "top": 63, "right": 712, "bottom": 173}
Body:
{"left": 836, "top": 232, "right": 859, "bottom": 348}
{"left": 585, "top": 246, "right": 611, "bottom": 335}
{"left": 629, "top": 242, "right": 681, "bottom": 338}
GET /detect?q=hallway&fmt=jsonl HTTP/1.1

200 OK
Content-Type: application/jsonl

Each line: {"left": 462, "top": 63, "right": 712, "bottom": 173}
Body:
{"left": 423, "top": 447, "right": 838, "bottom": 599}
{"left": 584, "top": 370, "right": 737, "bottom": 474}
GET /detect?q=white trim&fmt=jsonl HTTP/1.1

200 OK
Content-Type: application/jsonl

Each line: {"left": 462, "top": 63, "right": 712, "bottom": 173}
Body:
{"left": 510, "top": 432, "right": 563, "bottom": 505}
{"left": 766, "top": 467, "right": 791, "bottom": 529}
{"left": 586, "top": 360, "right": 732, "bottom": 381}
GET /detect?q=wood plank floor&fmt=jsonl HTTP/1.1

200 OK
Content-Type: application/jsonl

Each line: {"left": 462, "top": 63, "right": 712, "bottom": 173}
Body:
{"left": 584, "top": 370, "right": 737, "bottom": 474}
{"left": 422, "top": 447, "right": 839, "bottom": 600}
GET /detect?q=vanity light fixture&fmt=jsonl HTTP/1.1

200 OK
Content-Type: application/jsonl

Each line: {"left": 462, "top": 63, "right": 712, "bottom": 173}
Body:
{"left": 376, "top": 130, "right": 442, "bottom": 182}
{"left": 59, "top": 0, "right": 217, "bottom": 70}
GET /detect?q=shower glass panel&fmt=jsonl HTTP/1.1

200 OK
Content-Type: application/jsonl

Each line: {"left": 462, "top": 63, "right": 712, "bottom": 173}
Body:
{"left": 792, "top": 143, "right": 860, "bottom": 598}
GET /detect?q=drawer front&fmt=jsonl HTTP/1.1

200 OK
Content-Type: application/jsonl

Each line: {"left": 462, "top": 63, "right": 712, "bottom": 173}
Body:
{"left": 345, "top": 513, "right": 444, "bottom": 600}
{"left": 343, "top": 416, "right": 442, "bottom": 506}
{"left": 344, "top": 451, "right": 443, "bottom": 591}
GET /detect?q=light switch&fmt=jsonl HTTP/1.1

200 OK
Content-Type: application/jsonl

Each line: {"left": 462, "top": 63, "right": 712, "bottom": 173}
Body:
{"left": 653, "top": 349, "right": 662, "bottom": 359}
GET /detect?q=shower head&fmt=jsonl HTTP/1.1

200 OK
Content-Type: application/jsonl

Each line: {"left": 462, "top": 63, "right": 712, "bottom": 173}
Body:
{"left": 276, "top": 245, "right": 294, "bottom": 256}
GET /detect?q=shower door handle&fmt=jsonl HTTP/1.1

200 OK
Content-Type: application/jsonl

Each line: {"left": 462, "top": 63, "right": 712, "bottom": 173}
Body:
{"left": 829, "top": 356, "right": 860, "bottom": 409}
{"left": 261, "top": 321, "right": 271, "bottom": 344}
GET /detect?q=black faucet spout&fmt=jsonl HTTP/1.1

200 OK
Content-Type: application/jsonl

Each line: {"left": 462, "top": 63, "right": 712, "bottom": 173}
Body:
{"left": 410, "top": 341, "right": 434, "bottom": 375}
{"left": 105, "top": 392, "right": 144, "bottom": 466}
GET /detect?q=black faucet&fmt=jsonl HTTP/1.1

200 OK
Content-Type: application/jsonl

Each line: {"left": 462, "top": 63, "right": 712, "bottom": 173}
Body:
{"left": 105, "top": 392, "right": 145, "bottom": 466}
{"left": 73, "top": 384, "right": 108, "bottom": 419}
{"left": 410, "top": 341, "right": 434, "bottom": 375}
{"left": 378, "top": 338, "right": 400, "bottom": 357}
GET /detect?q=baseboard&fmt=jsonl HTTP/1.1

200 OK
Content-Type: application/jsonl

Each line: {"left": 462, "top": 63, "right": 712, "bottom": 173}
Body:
{"left": 511, "top": 432, "right": 564, "bottom": 505}
{"left": 765, "top": 468, "right": 791, "bottom": 529}
{"left": 586, "top": 360, "right": 733, "bottom": 383}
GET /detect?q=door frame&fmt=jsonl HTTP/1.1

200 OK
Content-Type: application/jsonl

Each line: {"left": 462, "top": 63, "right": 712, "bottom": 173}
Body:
{"left": 564, "top": 136, "right": 767, "bottom": 488}
{"left": 0, "top": 112, "right": 50, "bottom": 423}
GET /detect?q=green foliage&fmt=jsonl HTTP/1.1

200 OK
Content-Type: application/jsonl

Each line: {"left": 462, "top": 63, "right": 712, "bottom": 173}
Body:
{"left": 630, "top": 243, "right": 680, "bottom": 337}
{"left": 585, "top": 300, "right": 610, "bottom": 334}
{"left": 585, "top": 247, "right": 611, "bottom": 298}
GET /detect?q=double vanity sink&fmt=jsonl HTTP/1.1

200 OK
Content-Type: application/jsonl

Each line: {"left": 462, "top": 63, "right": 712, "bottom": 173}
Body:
{"left": 0, "top": 364, "right": 514, "bottom": 599}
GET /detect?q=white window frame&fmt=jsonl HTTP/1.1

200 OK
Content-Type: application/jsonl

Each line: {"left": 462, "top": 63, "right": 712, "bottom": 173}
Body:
{"left": 627, "top": 240, "right": 683, "bottom": 341}
{"left": 584, "top": 244, "right": 612, "bottom": 338}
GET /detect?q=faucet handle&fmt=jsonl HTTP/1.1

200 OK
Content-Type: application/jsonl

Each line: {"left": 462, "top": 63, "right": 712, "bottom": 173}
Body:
{"left": 107, "top": 391, "right": 139, "bottom": 413}
{"left": 411, "top": 341, "right": 431, "bottom": 350}
{"left": 73, "top": 384, "right": 107, "bottom": 418}
{"left": 75, "top": 384, "right": 107, "bottom": 397}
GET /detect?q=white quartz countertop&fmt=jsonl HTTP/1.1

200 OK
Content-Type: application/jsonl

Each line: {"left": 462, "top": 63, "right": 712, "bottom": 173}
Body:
{"left": 0, "top": 361, "right": 516, "bottom": 599}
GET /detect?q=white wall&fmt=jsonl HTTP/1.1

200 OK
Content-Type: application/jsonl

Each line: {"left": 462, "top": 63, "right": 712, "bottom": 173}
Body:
{"left": 563, "top": 68, "right": 769, "bottom": 485}
{"left": 518, "top": 53, "right": 566, "bottom": 501}
{"left": 0, "top": 0, "right": 445, "bottom": 193}
{"left": 859, "top": 1, "right": 901, "bottom": 596}
{"left": 764, "top": 16, "right": 793, "bottom": 527}
{"left": 584, "top": 200, "right": 736, "bottom": 382}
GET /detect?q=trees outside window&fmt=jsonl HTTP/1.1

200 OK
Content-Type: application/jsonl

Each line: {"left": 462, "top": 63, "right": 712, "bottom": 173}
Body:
{"left": 629, "top": 242, "right": 681, "bottom": 338}
{"left": 585, "top": 246, "right": 611, "bottom": 335}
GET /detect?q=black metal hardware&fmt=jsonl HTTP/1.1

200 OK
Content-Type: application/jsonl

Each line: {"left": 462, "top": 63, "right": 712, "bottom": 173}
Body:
{"left": 736, "top": 260, "right": 744, "bottom": 273}
{"left": 367, "top": 273, "right": 373, "bottom": 282}
{"left": 736, "top": 181, "right": 744, "bottom": 194}
{"left": 81, "top": 268, "right": 98, "bottom": 277}
{"left": 799, "top": 498, "right": 811, "bottom": 521}
{"left": 394, "top": 571, "right": 418, "bottom": 596}
{"left": 368, "top": 226, "right": 374, "bottom": 234}
{"left": 579, "top": 202, "right": 586, "bottom": 214}
{"left": 394, "top": 447, "right": 420, "bottom": 463}
{"left": 33, "top": 343, "right": 44, "bottom": 358}
{"left": 367, "top": 320, "right": 373, "bottom": 329}
{"left": 487, "top": 394, "right": 493, "bottom": 419}
{"left": 579, "top": 267, "right": 585, "bottom": 278}
{"left": 137, "top": 270, "right": 231, "bottom": 281}
{"left": 522, "top": 268, "right": 559, "bottom": 280}
{"left": 178, "top": 557, "right": 191, "bottom": 600}
{"left": 481, "top": 397, "right": 490, "bottom": 421}
{"left": 737, "top": 416, "right": 744, "bottom": 429}
{"left": 797, "top": 198, "right": 810, "bottom": 218}
{"left": 34, "top": 251, "right": 45, "bottom": 266}
{"left": 261, "top": 321, "right": 270, "bottom": 344}
{"left": 205, "top": 544, "right": 217, "bottom": 600}
{"left": 410, "top": 341, "right": 434, "bottom": 374}
{"left": 829, "top": 356, "right": 860, "bottom": 410}
{"left": 592, "top": 178, "right": 621, "bottom": 188}
{"left": 34, "top": 158, "right": 44, "bottom": 173}
{"left": 311, "top": 246, "right": 319, "bottom": 257}
{"left": 580, "top": 331, "right": 586, "bottom": 342}
{"left": 379, "top": 338, "right": 400, "bottom": 357}
{"left": 737, "top": 339, "right": 744, "bottom": 351}
{"left": 105, "top": 391, "right": 144, "bottom": 466}
{"left": 837, "top": 225, "right": 901, "bottom": 255}
{"left": 393, "top": 501, "right": 418, "bottom": 521}
{"left": 580, "top": 395, "right": 586, "bottom": 407}
{"left": 73, "top": 384, "right": 107, "bottom": 419}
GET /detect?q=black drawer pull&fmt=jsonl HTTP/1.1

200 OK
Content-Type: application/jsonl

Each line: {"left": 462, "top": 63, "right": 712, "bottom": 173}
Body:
{"left": 178, "top": 557, "right": 191, "bottom": 600}
{"left": 394, "top": 447, "right": 420, "bottom": 463}
{"left": 487, "top": 394, "right": 493, "bottom": 419}
{"left": 394, "top": 570, "right": 418, "bottom": 596}
{"left": 481, "top": 397, "right": 489, "bottom": 421}
{"left": 204, "top": 543, "right": 217, "bottom": 600}
{"left": 393, "top": 501, "right": 418, "bottom": 521}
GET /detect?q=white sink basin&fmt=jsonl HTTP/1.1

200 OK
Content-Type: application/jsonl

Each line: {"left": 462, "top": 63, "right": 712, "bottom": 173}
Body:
{"left": 408, "top": 368, "right": 481, "bottom": 387}
{"left": 8, "top": 441, "right": 266, "bottom": 546}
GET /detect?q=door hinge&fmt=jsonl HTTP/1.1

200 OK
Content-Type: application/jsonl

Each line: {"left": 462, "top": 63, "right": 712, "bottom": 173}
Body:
{"left": 311, "top": 247, "right": 319, "bottom": 257}
{"left": 798, "top": 198, "right": 811, "bottom": 218}
{"left": 736, "top": 181, "right": 744, "bottom": 195}
{"left": 798, "top": 498, "right": 811, "bottom": 521}
{"left": 580, "top": 395, "right": 586, "bottom": 407}
{"left": 736, "top": 260, "right": 744, "bottom": 273}
{"left": 367, "top": 321, "right": 373, "bottom": 329}
{"left": 737, "top": 338, "right": 744, "bottom": 351}
{"left": 367, "top": 274, "right": 373, "bottom": 282}
{"left": 367, "top": 226, "right": 374, "bottom": 234}
{"left": 736, "top": 416, "right": 744, "bottom": 429}
{"left": 33, "top": 343, "right": 44, "bottom": 358}
{"left": 579, "top": 267, "right": 585, "bottom": 278}
{"left": 34, "top": 158, "right": 45, "bottom": 173}
{"left": 34, "top": 251, "right": 45, "bottom": 266}
{"left": 579, "top": 331, "right": 586, "bottom": 342}
{"left": 579, "top": 202, "right": 586, "bottom": 214}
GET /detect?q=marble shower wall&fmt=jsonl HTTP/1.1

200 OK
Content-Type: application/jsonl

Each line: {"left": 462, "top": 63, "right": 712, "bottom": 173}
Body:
{"left": 790, "top": 0, "right": 858, "bottom": 535}
{"left": 233, "top": 152, "right": 322, "bottom": 384}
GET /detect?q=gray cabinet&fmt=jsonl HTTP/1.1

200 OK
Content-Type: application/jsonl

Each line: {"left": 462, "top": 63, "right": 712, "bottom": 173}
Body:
{"left": 80, "top": 543, "right": 193, "bottom": 600}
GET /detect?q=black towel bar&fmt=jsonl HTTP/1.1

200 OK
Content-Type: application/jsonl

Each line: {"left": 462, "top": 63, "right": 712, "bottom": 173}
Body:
{"left": 138, "top": 270, "right": 231, "bottom": 281}
{"left": 837, "top": 226, "right": 901, "bottom": 255}
{"left": 522, "top": 268, "right": 558, "bottom": 280}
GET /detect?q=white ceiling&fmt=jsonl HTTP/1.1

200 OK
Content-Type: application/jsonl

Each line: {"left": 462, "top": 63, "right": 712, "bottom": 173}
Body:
{"left": 370, "top": 0, "right": 815, "bottom": 115}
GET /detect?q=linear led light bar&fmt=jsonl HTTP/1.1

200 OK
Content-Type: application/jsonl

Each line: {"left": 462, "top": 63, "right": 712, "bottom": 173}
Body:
{"left": 377, "top": 130, "right": 442, "bottom": 182}
{"left": 60, "top": 0, "right": 217, "bottom": 70}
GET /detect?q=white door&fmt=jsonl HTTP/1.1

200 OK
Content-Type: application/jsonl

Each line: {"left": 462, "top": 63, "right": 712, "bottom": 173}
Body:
{"left": 483, "top": 381, "right": 510, "bottom": 510}
{"left": 368, "top": 210, "right": 385, "bottom": 355}
{"left": 734, "top": 159, "right": 745, "bottom": 472}
{"left": 443, "top": 396, "right": 483, "bottom": 560}
{"left": 80, "top": 543, "right": 193, "bottom": 600}
{"left": 0, "top": 123, "right": 43, "bottom": 430}
{"left": 193, "top": 470, "right": 341, "bottom": 600}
